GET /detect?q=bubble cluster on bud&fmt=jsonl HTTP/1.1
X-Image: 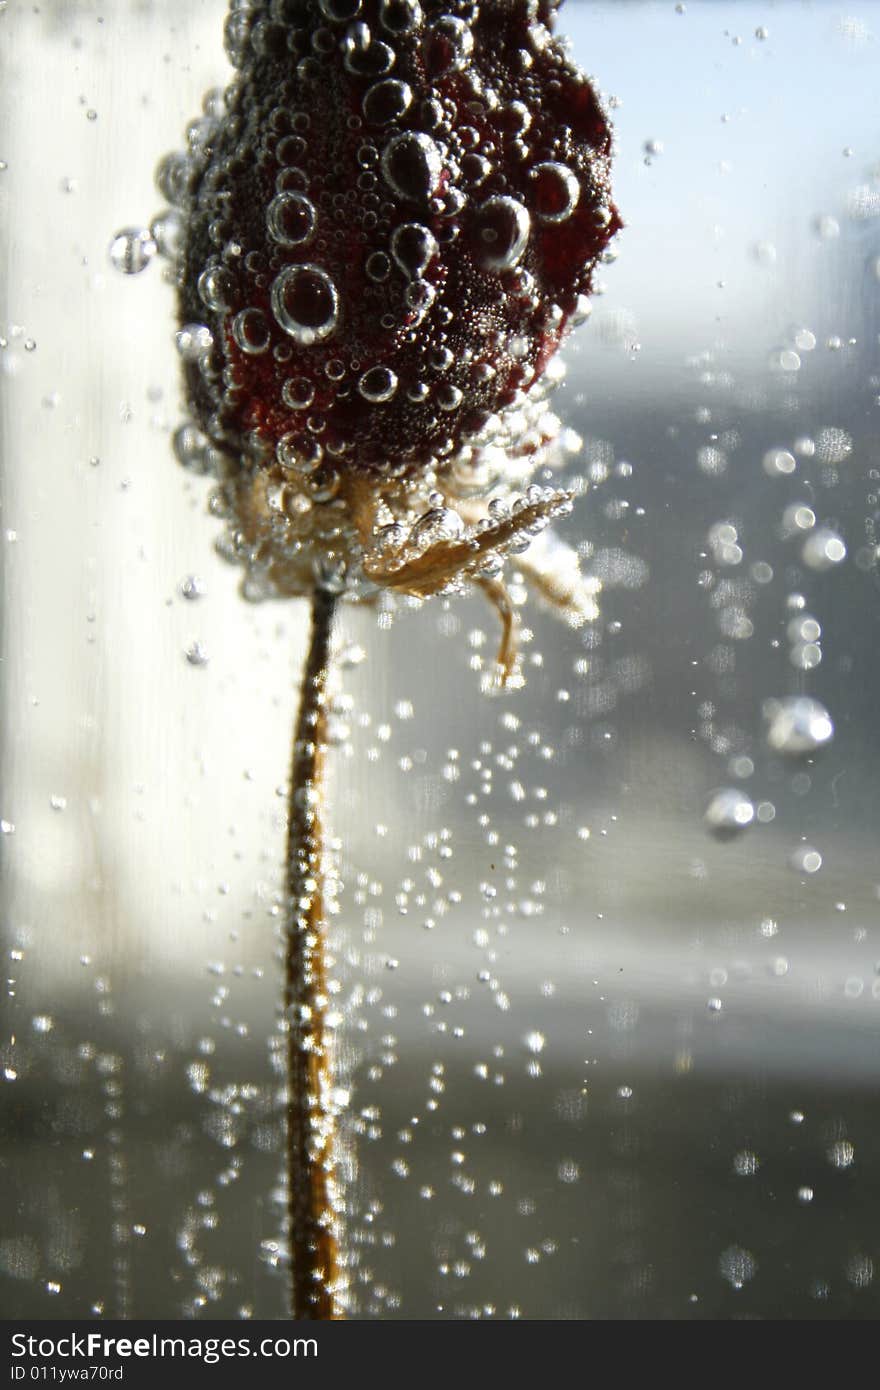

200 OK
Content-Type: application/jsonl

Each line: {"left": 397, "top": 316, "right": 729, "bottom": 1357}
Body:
{"left": 156, "top": 0, "right": 620, "bottom": 606}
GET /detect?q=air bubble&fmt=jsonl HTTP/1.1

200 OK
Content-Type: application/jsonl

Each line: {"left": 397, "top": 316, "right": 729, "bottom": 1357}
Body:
{"left": 404, "top": 279, "right": 436, "bottom": 318}
{"left": 267, "top": 192, "right": 316, "bottom": 247}
{"left": 271, "top": 264, "right": 339, "bottom": 345}
{"left": 697, "top": 445, "right": 727, "bottom": 477}
{"left": 827, "top": 1139, "right": 854, "bottom": 1168}
{"left": 719, "top": 1247, "right": 756, "bottom": 1289}
{"left": 410, "top": 505, "right": 464, "bottom": 548}
{"left": 475, "top": 196, "right": 531, "bottom": 271}
{"left": 380, "top": 0, "right": 422, "bottom": 33}
{"left": 802, "top": 528, "right": 846, "bottom": 571}
{"left": 277, "top": 432, "right": 324, "bottom": 474}
{"left": 185, "top": 641, "right": 209, "bottom": 668}
{"left": 791, "top": 845, "right": 823, "bottom": 875}
{"left": 787, "top": 615, "right": 820, "bottom": 643}
{"left": 358, "top": 366, "right": 399, "bottom": 402}
{"left": 176, "top": 323, "right": 214, "bottom": 360}
{"left": 282, "top": 377, "right": 315, "bottom": 410}
{"left": 232, "top": 308, "right": 270, "bottom": 355}
{"left": 790, "top": 641, "right": 822, "bottom": 671}
{"left": 775, "top": 349, "right": 801, "bottom": 372}
{"left": 180, "top": 575, "right": 206, "bottom": 601}
{"left": 781, "top": 503, "right": 815, "bottom": 536}
{"left": 391, "top": 222, "right": 438, "bottom": 278}
{"left": 363, "top": 79, "right": 413, "bottom": 126}
{"left": 381, "top": 131, "right": 443, "bottom": 202}
{"left": 276, "top": 134, "right": 308, "bottom": 167}
{"left": 155, "top": 150, "right": 190, "bottom": 205}
{"left": 198, "top": 263, "right": 236, "bottom": 311}
{"left": 425, "top": 14, "right": 473, "bottom": 73}
{"left": 704, "top": 788, "right": 754, "bottom": 838}
{"left": 319, "top": 0, "right": 362, "bottom": 20}
{"left": 762, "top": 447, "right": 796, "bottom": 477}
{"left": 151, "top": 209, "right": 182, "bottom": 260}
{"left": 343, "top": 37, "right": 396, "bottom": 78}
{"left": 109, "top": 227, "right": 157, "bottom": 275}
{"left": 530, "top": 163, "right": 580, "bottom": 224}
{"left": 761, "top": 700, "right": 828, "bottom": 756}
{"left": 366, "top": 251, "right": 392, "bottom": 281}
{"left": 173, "top": 423, "right": 210, "bottom": 471}
{"left": 461, "top": 153, "right": 492, "bottom": 186}
{"left": 815, "top": 427, "right": 852, "bottom": 465}
{"left": 733, "top": 1151, "right": 758, "bottom": 1177}
{"left": 814, "top": 214, "right": 840, "bottom": 241}
{"left": 437, "top": 383, "right": 463, "bottom": 411}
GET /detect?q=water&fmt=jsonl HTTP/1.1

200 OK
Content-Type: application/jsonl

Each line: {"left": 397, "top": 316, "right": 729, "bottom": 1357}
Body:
{"left": 2, "top": 0, "right": 880, "bottom": 1321}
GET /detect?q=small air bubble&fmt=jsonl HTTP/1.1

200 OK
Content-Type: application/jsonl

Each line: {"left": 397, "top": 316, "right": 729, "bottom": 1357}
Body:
{"left": 185, "top": 641, "right": 210, "bottom": 668}
{"left": 764, "top": 697, "right": 833, "bottom": 755}
{"left": 719, "top": 1246, "right": 756, "bottom": 1289}
{"left": 791, "top": 845, "right": 823, "bottom": 875}
{"left": 704, "top": 788, "right": 754, "bottom": 838}
{"left": 109, "top": 227, "right": 157, "bottom": 275}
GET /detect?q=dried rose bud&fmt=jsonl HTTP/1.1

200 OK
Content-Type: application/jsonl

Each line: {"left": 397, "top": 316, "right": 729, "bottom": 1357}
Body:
{"left": 162, "top": 0, "right": 620, "bottom": 668}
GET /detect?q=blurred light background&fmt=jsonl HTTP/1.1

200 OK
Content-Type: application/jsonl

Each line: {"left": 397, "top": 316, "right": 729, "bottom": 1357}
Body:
{"left": 2, "top": 0, "right": 880, "bottom": 1319}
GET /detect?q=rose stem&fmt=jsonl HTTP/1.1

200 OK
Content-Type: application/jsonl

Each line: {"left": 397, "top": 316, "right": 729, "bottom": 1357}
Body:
{"left": 283, "top": 583, "right": 344, "bottom": 1320}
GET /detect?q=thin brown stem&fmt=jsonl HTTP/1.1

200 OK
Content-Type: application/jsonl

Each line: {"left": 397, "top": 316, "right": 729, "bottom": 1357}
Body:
{"left": 474, "top": 573, "right": 520, "bottom": 688}
{"left": 284, "top": 584, "right": 344, "bottom": 1320}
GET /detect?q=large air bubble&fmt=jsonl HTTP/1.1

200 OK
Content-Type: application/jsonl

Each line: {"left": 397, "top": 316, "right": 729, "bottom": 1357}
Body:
{"left": 271, "top": 265, "right": 340, "bottom": 345}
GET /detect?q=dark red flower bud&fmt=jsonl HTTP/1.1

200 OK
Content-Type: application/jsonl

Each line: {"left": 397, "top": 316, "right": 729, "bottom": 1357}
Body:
{"left": 176, "top": 0, "right": 619, "bottom": 485}
{"left": 161, "top": 0, "right": 619, "bottom": 667}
